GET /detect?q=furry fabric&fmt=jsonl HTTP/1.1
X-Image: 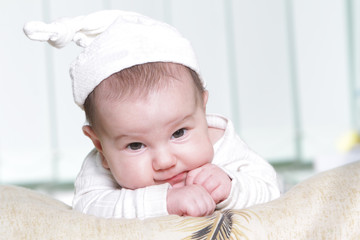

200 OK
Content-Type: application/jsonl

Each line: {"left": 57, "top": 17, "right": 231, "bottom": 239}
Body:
{"left": 1, "top": 161, "right": 359, "bottom": 239}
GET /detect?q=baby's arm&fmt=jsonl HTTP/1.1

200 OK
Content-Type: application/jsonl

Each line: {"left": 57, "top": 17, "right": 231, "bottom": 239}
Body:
{"left": 184, "top": 155, "right": 279, "bottom": 211}
{"left": 216, "top": 160, "right": 280, "bottom": 210}
{"left": 73, "top": 182, "right": 169, "bottom": 219}
{"left": 74, "top": 149, "right": 217, "bottom": 218}
{"left": 213, "top": 138, "right": 280, "bottom": 210}
{"left": 73, "top": 149, "right": 169, "bottom": 219}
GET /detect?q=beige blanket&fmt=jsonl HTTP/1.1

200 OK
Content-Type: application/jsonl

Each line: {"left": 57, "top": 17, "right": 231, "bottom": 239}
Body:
{"left": 1, "top": 161, "right": 359, "bottom": 239}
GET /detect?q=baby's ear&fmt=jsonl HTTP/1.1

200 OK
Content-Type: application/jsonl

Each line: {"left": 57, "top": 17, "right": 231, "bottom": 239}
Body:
{"left": 202, "top": 90, "right": 209, "bottom": 109}
{"left": 82, "top": 125, "right": 103, "bottom": 153}
{"left": 99, "top": 152, "right": 109, "bottom": 169}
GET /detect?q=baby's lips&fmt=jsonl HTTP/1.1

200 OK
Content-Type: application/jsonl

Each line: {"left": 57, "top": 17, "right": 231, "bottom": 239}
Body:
{"left": 166, "top": 172, "right": 188, "bottom": 187}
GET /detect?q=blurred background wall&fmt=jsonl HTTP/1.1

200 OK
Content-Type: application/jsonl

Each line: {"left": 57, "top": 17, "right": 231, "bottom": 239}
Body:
{"left": 1, "top": 0, "right": 359, "bottom": 195}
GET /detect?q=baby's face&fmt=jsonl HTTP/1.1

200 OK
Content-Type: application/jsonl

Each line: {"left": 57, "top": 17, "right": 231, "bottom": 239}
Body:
{"left": 92, "top": 70, "right": 214, "bottom": 189}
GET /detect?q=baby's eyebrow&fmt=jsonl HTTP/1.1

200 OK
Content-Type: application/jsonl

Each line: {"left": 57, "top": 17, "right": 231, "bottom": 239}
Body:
{"left": 166, "top": 114, "right": 193, "bottom": 129}
{"left": 113, "top": 129, "right": 149, "bottom": 143}
{"left": 113, "top": 134, "right": 127, "bottom": 143}
{"left": 114, "top": 133, "right": 138, "bottom": 143}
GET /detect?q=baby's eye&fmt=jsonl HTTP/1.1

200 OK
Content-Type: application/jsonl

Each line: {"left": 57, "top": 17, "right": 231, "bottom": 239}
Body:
{"left": 127, "top": 142, "right": 145, "bottom": 151}
{"left": 171, "top": 128, "right": 187, "bottom": 139}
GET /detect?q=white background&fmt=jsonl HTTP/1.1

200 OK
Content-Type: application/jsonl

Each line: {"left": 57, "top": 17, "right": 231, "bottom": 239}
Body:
{"left": 0, "top": 0, "right": 359, "bottom": 185}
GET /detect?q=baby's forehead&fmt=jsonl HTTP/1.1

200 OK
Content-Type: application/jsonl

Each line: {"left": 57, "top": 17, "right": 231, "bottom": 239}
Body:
{"left": 94, "top": 63, "right": 197, "bottom": 102}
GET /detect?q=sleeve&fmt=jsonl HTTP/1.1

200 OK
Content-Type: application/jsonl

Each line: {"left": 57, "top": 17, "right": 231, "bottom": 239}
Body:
{"left": 72, "top": 149, "right": 170, "bottom": 219}
{"left": 213, "top": 134, "right": 280, "bottom": 211}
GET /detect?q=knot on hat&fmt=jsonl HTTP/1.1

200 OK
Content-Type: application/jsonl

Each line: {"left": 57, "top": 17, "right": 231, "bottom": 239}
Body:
{"left": 23, "top": 10, "right": 124, "bottom": 48}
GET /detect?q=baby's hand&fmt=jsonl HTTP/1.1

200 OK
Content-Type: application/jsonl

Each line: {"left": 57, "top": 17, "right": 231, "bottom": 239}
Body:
{"left": 167, "top": 185, "right": 215, "bottom": 217}
{"left": 186, "top": 163, "right": 231, "bottom": 204}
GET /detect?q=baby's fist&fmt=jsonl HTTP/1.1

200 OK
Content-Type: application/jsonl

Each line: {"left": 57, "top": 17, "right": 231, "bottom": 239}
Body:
{"left": 186, "top": 163, "right": 231, "bottom": 204}
{"left": 167, "top": 185, "right": 216, "bottom": 217}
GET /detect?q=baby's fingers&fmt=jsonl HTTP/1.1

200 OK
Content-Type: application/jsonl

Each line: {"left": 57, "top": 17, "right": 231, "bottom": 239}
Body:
{"left": 186, "top": 194, "right": 215, "bottom": 217}
{"left": 210, "top": 185, "right": 230, "bottom": 204}
{"left": 201, "top": 177, "right": 220, "bottom": 194}
{"left": 185, "top": 167, "right": 203, "bottom": 186}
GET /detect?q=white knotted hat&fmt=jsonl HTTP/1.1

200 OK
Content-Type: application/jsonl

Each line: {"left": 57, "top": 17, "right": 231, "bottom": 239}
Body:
{"left": 23, "top": 10, "right": 202, "bottom": 109}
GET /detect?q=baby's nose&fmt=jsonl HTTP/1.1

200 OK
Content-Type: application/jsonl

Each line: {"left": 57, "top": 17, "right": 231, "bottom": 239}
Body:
{"left": 152, "top": 148, "right": 176, "bottom": 170}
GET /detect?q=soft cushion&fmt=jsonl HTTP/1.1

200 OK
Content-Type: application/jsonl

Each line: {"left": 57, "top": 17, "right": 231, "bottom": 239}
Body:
{"left": 1, "top": 161, "right": 359, "bottom": 239}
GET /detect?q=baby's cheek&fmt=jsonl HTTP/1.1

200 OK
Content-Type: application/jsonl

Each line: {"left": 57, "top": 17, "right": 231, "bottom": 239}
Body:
{"left": 194, "top": 141, "right": 214, "bottom": 167}
{"left": 112, "top": 163, "right": 152, "bottom": 189}
{"left": 203, "top": 141, "right": 215, "bottom": 164}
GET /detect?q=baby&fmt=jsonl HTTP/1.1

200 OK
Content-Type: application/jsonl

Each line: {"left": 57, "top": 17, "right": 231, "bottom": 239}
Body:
{"left": 24, "top": 10, "right": 280, "bottom": 219}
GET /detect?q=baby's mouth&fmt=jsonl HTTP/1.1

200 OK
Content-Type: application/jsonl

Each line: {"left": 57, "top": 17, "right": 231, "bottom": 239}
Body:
{"left": 161, "top": 171, "right": 188, "bottom": 187}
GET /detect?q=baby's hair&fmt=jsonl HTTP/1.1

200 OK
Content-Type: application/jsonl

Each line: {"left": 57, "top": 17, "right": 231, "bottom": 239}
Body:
{"left": 84, "top": 62, "right": 205, "bottom": 126}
